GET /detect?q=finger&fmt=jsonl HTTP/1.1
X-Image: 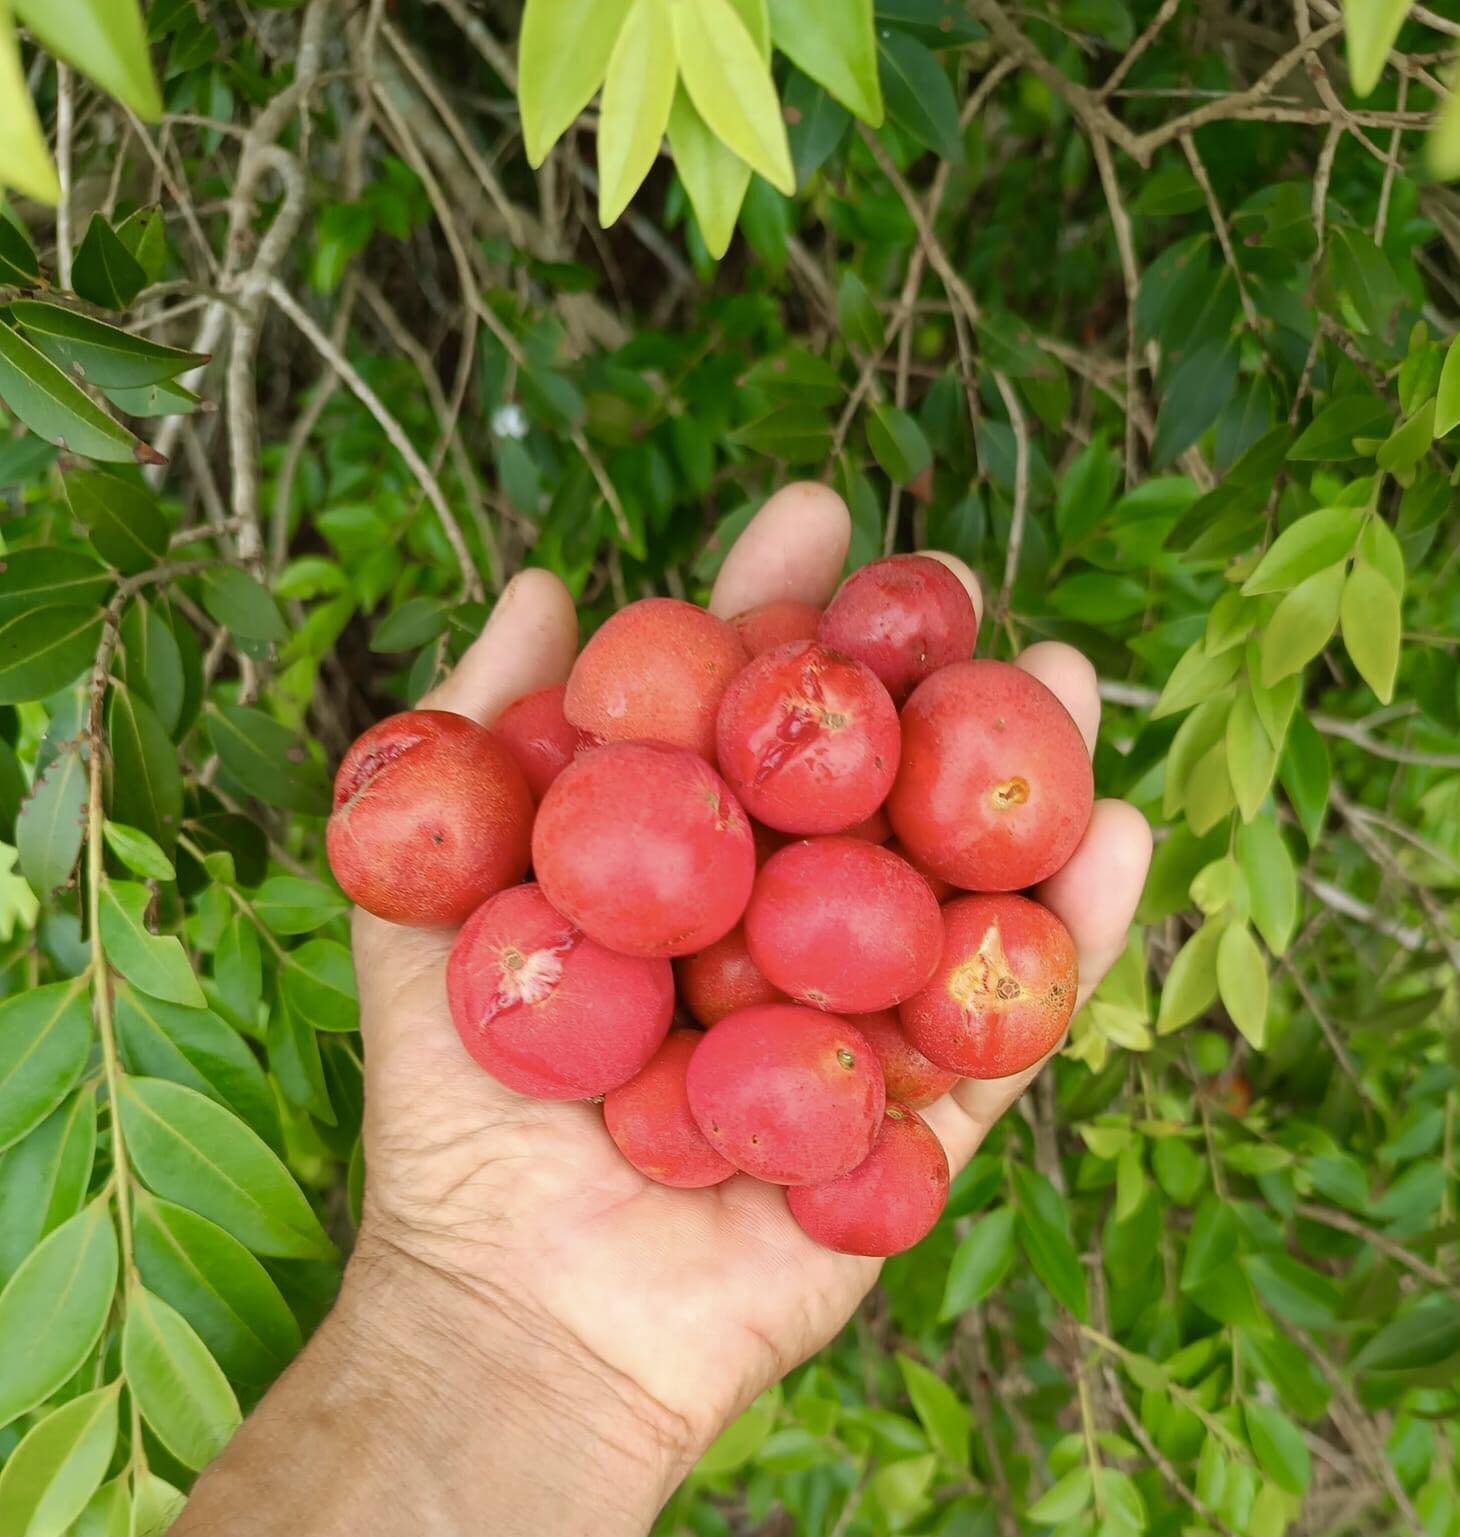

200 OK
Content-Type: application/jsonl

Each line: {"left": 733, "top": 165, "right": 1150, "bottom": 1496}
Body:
{"left": 709, "top": 482, "right": 851, "bottom": 618}
{"left": 1014, "top": 641, "right": 1100, "bottom": 756}
{"left": 918, "top": 550, "right": 985, "bottom": 632}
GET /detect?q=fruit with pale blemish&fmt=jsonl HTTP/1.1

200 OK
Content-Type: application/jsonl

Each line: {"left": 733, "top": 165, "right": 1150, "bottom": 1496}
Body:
{"left": 603, "top": 1029, "right": 736, "bottom": 1187}
{"left": 848, "top": 1009, "right": 959, "bottom": 1109}
{"left": 447, "top": 883, "right": 673, "bottom": 1097}
{"left": 787, "top": 1104, "right": 949, "bottom": 1255}
{"left": 900, "top": 893, "right": 1077, "bottom": 1079}
{"left": 817, "top": 555, "right": 977, "bottom": 703}
{"left": 884, "top": 838, "right": 954, "bottom": 902}
{"left": 731, "top": 598, "right": 822, "bottom": 658}
{"left": 888, "top": 660, "right": 1092, "bottom": 891}
{"left": 492, "top": 684, "right": 582, "bottom": 801}
{"left": 326, "top": 709, "right": 532, "bottom": 926}
{"left": 716, "top": 641, "right": 899, "bottom": 834}
{"left": 685, "top": 1004, "right": 885, "bottom": 1183}
{"left": 533, "top": 740, "right": 755, "bottom": 957}
{"left": 565, "top": 597, "right": 748, "bottom": 761}
{"left": 675, "top": 923, "right": 786, "bottom": 1027}
{"left": 744, "top": 837, "right": 942, "bottom": 1013}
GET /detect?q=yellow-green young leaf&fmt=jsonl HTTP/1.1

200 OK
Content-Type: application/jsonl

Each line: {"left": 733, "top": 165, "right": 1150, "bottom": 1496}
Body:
{"left": 132, "top": 1474, "right": 186, "bottom": 1537}
{"left": 1435, "top": 334, "right": 1460, "bottom": 433}
{"left": 518, "top": 0, "right": 634, "bottom": 166}
{"left": 14, "top": 0, "right": 160, "bottom": 120}
{"left": 1225, "top": 689, "right": 1277, "bottom": 823}
{"left": 1430, "top": 65, "right": 1460, "bottom": 179}
{"left": 1157, "top": 919, "right": 1223, "bottom": 1034}
{"left": 1241, "top": 506, "right": 1363, "bottom": 595}
{"left": 1237, "top": 816, "right": 1298, "bottom": 956}
{"left": 1260, "top": 561, "right": 1345, "bottom": 686}
{"left": 1344, "top": 0, "right": 1412, "bottom": 96}
{"left": 102, "top": 820, "right": 175, "bottom": 881}
{"left": 1152, "top": 642, "right": 1242, "bottom": 719}
{"left": 1357, "top": 516, "right": 1405, "bottom": 600}
{"left": 666, "top": 89, "right": 751, "bottom": 259}
{"left": 0, "top": 1383, "right": 119, "bottom": 1536}
{"left": 0, "top": 0, "right": 60, "bottom": 204}
{"left": 1163, "top": 695, "right": 1230, "bottom": 819}
{"left": 1026, "top": 1467, "right": 1093, "bottom": 1525}
{"left": 673, "top": 0, "right": 795, "bottom": 196}
{"left": 1339, "top": 558, "right": 1401, "bottom": 703}
{"left": 767, "top": 0, "right": 883, "bottom": 125}
{"left": 1217, "top": 922, "right": 1268, "bottom": 1048}
{"left": 1376, "top": 396, "right": 1435, "bottom": 477}
{"left": 597, "top": 0, "right": 677, "bottom": 226}
{"left": 1184, "top": 740, "right": 1235, "bottom": 836}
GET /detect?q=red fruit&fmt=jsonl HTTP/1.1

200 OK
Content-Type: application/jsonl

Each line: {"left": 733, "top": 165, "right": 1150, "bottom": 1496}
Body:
{"left": 744, "top": 837, "right": 942, "bottom": 1013}
{"left": 533, "top": 741, "right": 755, "bottom": 957}
{"left": 844, "top": 805, "right": 892, "bottom": 843}
{"left": 787, "top": 1104, "right": 949, "bottom": 1256}
{"left": 675, "top": 924, "right": 786, "bottom": 1027}
{"left": 492, "top": 685, "right": 581, "bottom": 802}
{"left": 888, "top": 660, "right": 1093, "bottom": 891}
{"left": 732, "top": 598, "right": 822, "bottom": 658}
{"left": 849, "top": 1009, "right": 959, "bottom": 1109}
{"left": 604, "top": 1030, "right": 735, "bottom": 1188}
{"left": 817, "top": 555, "right": 977, "bottom": 703}
{"left": 885, "top": 838, "right": 954, "bottom": 902}
{"left": 447, "top": 883, "right": 672, "bottom": 1098}
{"left": 716, "top": 641, "right": 900, "bottom": 835}
{"left": 685, "top": 1004, "right": 885, "bottom": 1184}
{"left": 326, "top": 710, "right": 532, "bottom": 927}
{"left": 900, "top": 893, "right": 1077, "bottom": 1079}
{"left": 751, "top": 819, "right": 791, "bottom": 867}
{"left": 565, "top": 597, "right": 747, "bottom": 761}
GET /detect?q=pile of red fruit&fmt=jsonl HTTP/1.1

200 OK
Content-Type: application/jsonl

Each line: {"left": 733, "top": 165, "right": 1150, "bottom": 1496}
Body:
{"left": 326, "top": 556, "right": 1094, "bottom": 1257}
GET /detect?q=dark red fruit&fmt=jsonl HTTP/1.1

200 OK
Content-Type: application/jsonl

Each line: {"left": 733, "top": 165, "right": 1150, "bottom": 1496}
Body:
{"left": 849, "top": 1009, "right": 960, "bottom": 1109}
{"left": 492, "top": 684, "right": 581, "bottom": 802}
{"left": 731, "top": 598, "right": 822, "bottom": 658}
{"left": 675, "top": 924, "right": 786, "bottom": 1027}
{"left": 604, "top": 1030, "right": 735, "bottom": 1187}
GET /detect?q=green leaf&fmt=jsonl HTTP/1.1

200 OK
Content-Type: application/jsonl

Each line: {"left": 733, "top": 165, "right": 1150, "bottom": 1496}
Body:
{"left": 1236, "top": 817, "right": 1297, "bottom": 956}
{"left": 0, "top": 981, "right": 90, "bottom": 1156}
{"left": 866, "top": 403, "right": 932, "bottom": 484}
{"left": 1246, "top": 1252, "right": 1341, "bottom": 1329}
{"left": 1012, "top": 1164, "right": 1088, "bottom": 1320}
{"left": 0, "top": 1092, "right": 95, "bottom": 1285}
{"left": 1152, "top": 338, "right": 1240, "bottom": 469}
{"left": 1278, "top": 712, "right": 1329, "bottom": 845}
{"left": 102, "top": 375, "right": 200, "bottom": 418}
{"left": 0, "top": 213, "right": 41, "bottom": 286}
{"left": 1356, "top": 515, "right": 1404, "bottom": 596}
{"left": 68, "top": 213, "right": 147, "bottom": 309}
{"left": 281, "top": 939, "right": 359, "bottom": 1033}
{"left": 1260, "top": 561, "right": 1345, "bottom": 686}
{"left": 741, "top": 346, "right": 844, "bottom": 405}
{"left": 1130, "top": 164, "right": 1205, "bottom": 216}
{"left": 1151, "top": 642, "right": 1242, "bottom": 719}
{"left": 0, "top": 605, "right": 102, "bottom": 705}
{"left": 1217, "top": 921, "right": 1268, "bottom": 1048}
{"left": 103, "top": 819, "right": 174, "bottom": 880}
{"left": 1339, "top": 558, "right": 1400, "bottom": 703}
{"left": 1157, "top": 919, "right": 1222, "bottom": 1033}
{"left": 252, "top": 876, "right": 347, "bottom": 935}
{"left": 597, "top": 0, "right": 677, "bottom": 226}
{"left": 1354, "top": 1299, "right": 1460, "bottom": 1374}
{"left": 16, "top": 746, "right": 87, "bottom": 895}
{"left": 1343, "top": 0, "right": 1412, "bottom": 97}
{"left": 1225, "top": 689, "right": 1277, "bottom": 823}
{"left": 123, "top": 1281, "right": 241, "bottom": 1468}
{"left": 668, "top": 89, "right": 751, "bottom": 260}
{"left": 1056, "top": 433, "right": 1120, "bottom": 543}
{"left": 836, "top": 270, "right": 885, "bottom": 353}
{"left": 896, "top": 1354, "right": 969, "bottom": 1471}
{"left": 1244, "top": 1401, "right": 1310, "bottom": 1495}
{"left": 63, "top": 470, "right": 170, "bottom": 573}
{"left": 728, "top": 402, "right": 832, "bottom": 462}
{"left": 1026, "top": 1467, "right": 1093, "bottom": 1525}
{"left": 769, "top": 0, "right": 883, "bottom": 124}
{"left": 1242, "top": 507, "right": 1364, "bottom": 595}
{"left": 116, "top": 204, "right": 167, "bottom": 284}
{"left": 876, "top": 29, "right": 962, "bottom": 162}
{"left": 693, "top": 1387, "right": 782, "bottom": 1475}
{"left": 101, "top": 880, "right": 205, "bottom": 1006}
{"left": 784, "top": 71, "right": 851, "bottom": 185}
{"left": 940, "top": 1204, "right": 1016, "bottom": 1317}
{"left": 1434, "top": 335, "right": 1460, "bottom": 435}
{"left": 0, "top": 1383, "right": 119, "bottom": 1536}
{"left": 1430, "top": 65, "right": 1460, "bottom": 179}
{"left": 1376, "top": 396, "right": 1434, "bottom": 478}
{"left": 69, "top": 1473, "right": 130, "bottom": 1536}
{"left": 108, "top": 685, "right": 183, "bottom": 854}
{"left": 0, "top": 547, "right": 111, "bottom": 620}
{"left": 0, "top": 1, "right": 61, "bottom": 203}
{"left": 14, "top": 0, "right": 161, "bottom": 119}
{"left": 132, "top": 1473, "right": 187, "bottom": 1537}
{"left": 117, "top": 1075, "right": 334, "bottom": 1259}
{"left": 200, "top": 567, "right": 288, "bottom": 644}
{"left": 673, "top": 0, "right": 795, "bottom": 195}
{"left": 10, "top": 300, "right": 205, "bottom": 388}
{"left": 206, "top": 702, "right": 330, "bottom": 816}
{"left": 519, "top": 0, "right": 634, "bottom": 165}
{"left": 1328, "top": 226, "right": 1404, "bottom": 342}
{"left": 0, "top": 1200, "right": 118, "bottom": 1429}
{"left": 1287, "top": 394, "right": 1389, "bottom": 460}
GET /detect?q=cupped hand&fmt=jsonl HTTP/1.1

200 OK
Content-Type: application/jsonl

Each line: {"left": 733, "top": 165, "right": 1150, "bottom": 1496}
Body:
{"left": 350, "top": 483, "right": 1152, "bottom": 1507}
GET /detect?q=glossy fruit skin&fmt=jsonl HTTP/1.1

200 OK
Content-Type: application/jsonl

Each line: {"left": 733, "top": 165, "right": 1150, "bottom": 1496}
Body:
{"left": 787, "top": 1104, "right": 949, "bottom": 1256}
{"left": 848, "top": 1009, "right": 959, "bottom": 1109}
{"left": 326, "top": 710, "right": 532, "bottom": 927}
{"left": 565, "top": 597, "right": 747, "bottom": 761}
{"left": 716, "top": 641, "right": 900, "bottom": 835}
{"left": 844, "top": 805, "right": 893, "bottom": 843}
{"left": 732, "top": 598, "right": 822, "bottom": 658}
{"left": 604, "top": 1030, "right": 735, "bottom": 1187}
{"left": 744, "top": 837, "right": 942, "bottom": 1013}
{"left": 675, "top": 924, "right": 785, "bottom": 1027}
{"left": 533, "top": 740, "right": 755, "bottom": 957}
{"left": 685, "top": 1004, "right": 885, "bottom": 1184}
{"left": 492, "top": 685, "right": 582, "bottom": 802}
{"left": 884, "top": 838, "right": 954, "bottom": 902}
{"left": 888, "top": 660, "right": 1093, "bottom": 891}
{"left": 447, "top": 883, "right": 673, "bottom": 1098}
{"left": 817, "top": 555, "right": 977, "bottom": 703}
{"left": 900, "top": 893, "right": 1077, "bottom": 1079}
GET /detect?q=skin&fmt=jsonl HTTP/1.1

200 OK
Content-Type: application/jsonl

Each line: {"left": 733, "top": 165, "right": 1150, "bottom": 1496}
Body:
{"left": 177, "top": 481, "right": 1152, "bottom": 1537}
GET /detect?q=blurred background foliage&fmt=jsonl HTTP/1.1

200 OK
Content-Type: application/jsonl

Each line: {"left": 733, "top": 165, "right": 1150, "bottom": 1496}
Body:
{"left": 0, "top": 0, "right": 1458, "bottom": 1533}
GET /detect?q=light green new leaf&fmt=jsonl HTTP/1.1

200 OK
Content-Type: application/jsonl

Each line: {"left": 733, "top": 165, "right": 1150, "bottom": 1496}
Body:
{"left": 0, "top": 981, "right": 90, "bottom": 1156}
{"left": 693, "top": 1386, "right": 782, "bottom": 1476}
{"left": 673, "top": 0, "right": 795, "bottom": 195}
{"left": 667, "top": 90, "right": 751, "bottom": 260}
{"left": 132, "top": 1473, "right": 186, "bottom": 1537}
{"left": 1225, "top": 689, "right": 1277, "bottom": 823}
{"left": 101, "top": 881, "right": 205, "bottom": 1007}
{"left": 0, "top": 0, "right": 61, "bottom": 203}
{"left": 16, "top": 747, "right": 87, "bottom": 895}
{"left": 15, "top": 0, "right": 161, "bottom": 119}
{"left": 1356, "top": 515, "right": 1405, "bottom": 596}
{"left": 1236, "top": 816, "right": 1298, "bottom": 956}
{"left": 1152, "top": 641, "right": 1242, "bottom": 719}
{"left": 1157, "top": 919, "right": 1222, "bottom": 1034}
{"left": 1026, "top": 1467, "right": 1093, "bottom": 1525}
{"left": 0, "top": 1382, "right": 119, "bottom": 1537}
{"left": 10, "top": 301, "right": 205, "bottom": 389}
{"left": 1244, "top": 1401, "right": 1311, "bottom": 1495}
{"left": 1343, "top": 0, "right": 1412, "bottom": 97}
{"left": 1241, "top": 506, "right": 1363, "bottom": 595}
{"left": 1435, "top": 335, "right": 1460, "bottom": 434}
{"left": 1430, "top": 66, "right": 1460, "bottom": 179}
{"left": 1260, "top": 561, "right": 1345, "bottom": 685}
{"left": 1217, "top": 921, "right": 1268, "bottom": 1049}
{"left": 70, "top": 1474, "right": 130, "bottom": 1537}
{"left": 768, "top": 0, "right": 882, "bottom": 124}
{"left": 519, "top": 0, "right": 634, "bottom": 166}
{"left": 1375, "top": 396, "right": 1435, "bottom": 477}
{"left": 103, "top": 820, "right": 175, "bottom": 881}
{"left": 596, "top": 0, "right": 677, "bottom": 227}
{"left": 1340, "top": 558, "right": 1401, "bottom": 703}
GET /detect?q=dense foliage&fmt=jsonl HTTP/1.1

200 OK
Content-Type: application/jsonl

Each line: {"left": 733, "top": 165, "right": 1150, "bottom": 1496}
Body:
{"left": 0, "top": 0, "right": 1457, "bottom": 1532}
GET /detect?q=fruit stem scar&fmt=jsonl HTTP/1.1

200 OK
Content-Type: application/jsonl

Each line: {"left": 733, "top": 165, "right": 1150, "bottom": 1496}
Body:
{"left": 991, "top": 776, "right": 1029, "bottom": 808}
{"left": 836, "top": 1048, "right": 856, "bottom": 1069}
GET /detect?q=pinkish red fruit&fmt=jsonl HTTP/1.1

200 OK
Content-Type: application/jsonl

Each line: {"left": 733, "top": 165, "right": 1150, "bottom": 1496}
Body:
{"left": 492, "top": 685, "right": 582, "bottom": 802}
{"left": 848, "top": 1009, "right": 959, "bottom": 1109}
{"left": 787, "top": 1104, "right": 949, "bottom": 1256}
{"left": 533, "top": 740, "right": 755, "bottom": 957}
{"left": 326, "top": 710, "right": 532, "bottom": 927}
{"left": 447, "top": 883, "right": 672, "bottom": 1098}
{"left": 744, "top": 837, "right": 942, "bottom": 1013}
{"left": 888, "top": 660, "right": 1093, "bottom": 891}
{"left": 843, "top": 805, "right": 893, "bottom": 843}
{"left": 732, "top": 598, "right": 822, "bottom": 658}
{"left": 817, "top": 555, "right": 977, "bottom": 703}
{"left": 900, "top": 893, "right": 1077, "bottom": 1079}
{"left": 565, "top": 597, "right": 747, "bottom": 761}
{"left": 685, "top": 1004, "right": 884, "bottom": 1184}
{"left": 675, "top": 924, "right": 786, "bottom": 1027}
{"left": 716, "top": 641, "right": 900, "bottom": 835}
{"left": 884, "top": 838, "right": 955, "bottom": 902}
{"left": 604, "top": 1030, "right": 735, "bottom": 1188}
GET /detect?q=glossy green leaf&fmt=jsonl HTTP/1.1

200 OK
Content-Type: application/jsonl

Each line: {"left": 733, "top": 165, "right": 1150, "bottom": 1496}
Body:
{"left": 1012, "top": 1164, "right": 1088, "bottom": 1321}
{"left": 866, "top": 403, "right": 932, "bottom": 484}
{"left": 132, "top": 1473, "right": 187, "bottom": 1537}
{"left": 16, "top": 747, "right": 87, "bottom": 896}
{"left": 0, "top": 1382, "right": 119, "bottom": 1537}
{"left": 1217, "top": 921, "right": 1268, "bottom": 1049}
{"left": 877, "top": 28, "right": 962, "bottom": 163}
{"left": 252, "top": 876, "right": 347, "bottom": 935}
{"left": 0, "top": 981, "right": 90, "bottom": 1156}
{"left": 667, "top": 89, "right": 751, "bottom": 260}
{"left": 0, "top": 606, "right": 102, "bottom": 705}
{"left": 0, "top": 0, "right": 61, "bottom": 203}
{"left": 1259, "top": 561, "right": 1345, "bottom": 686}
{"left": 897, "top": 1353, "right": 969, "bottom": 1470}
{"left": 1353, "top": 1299, "right": 1460, "bottom": 1374}
{"left": 784, "top": 71, "right": 851, "bottom": 185}
{"left": 519, "top": 0, "right": 634, "bottom": 165}
{"left": 205, "top": 702, "right": 330, "bottom": 815}
{"left": 68, "top": 213, "right": 147, "bottom": 309}
{"left": 1287, "top": 394, "right": 1389, "bottom": 460}
{"left": 103, "top": 819, "right": 174, "bottom": 880}
{"left": 116, "top": 205, "right": 167, "bottom": 284}
{"left": 940, "top": 1205, "right": 1016, "bottom": 1318}
{"left": 0, "top": 213, "right": 41, "bottom": 286}
{"left": 1236, "top": 817, "right": 1297, "bottom": 956}
{"left": 69, "top": 1473, "right": 130, "bottom": 1536}
{"left": 1157, "top": 919, "right": 1222, "bottom": 1033}
{"left": 1339, "top": 558, "right": 1400, "bottom": 703}
{"left": 101, "top": 880, "right": 206, "bottom": 1006}
{"left": 0, "top": 548, "right": 111, "bottom": 621}
{"left": 199, "top": 566, "right": 288, "bottom": 644}
{"left": 768, "top": 0, "right": 882, "bottom": 124}
{"left": 281, "top": 939, "right": 359, "bottom": 1033}
{"left": 108, "top": 685, "right": 183, "bottom": 853}
{"left": 63, "top": 470, "right": 169, "bottom": 574}
{"left": 597, "top": 0, "right": 677, "bottom": 226}
{"left": 1241, "top": 506, "right": 1363, "bottom": 595}
{"left": 10, "top": 300, "right": 205, "bottom": 388}
{"left": 0, "top": 1091, "right": 95, "bottom": 1286}
{"left": 14, "top": 0, "right": 161, "bottom": 119}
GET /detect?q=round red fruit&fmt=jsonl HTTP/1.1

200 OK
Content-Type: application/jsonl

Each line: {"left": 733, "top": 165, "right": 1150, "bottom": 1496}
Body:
{"left": 604, "top": 1030, "right": 735, "bottom": 1188}
{"left": 565, "top": 597, "right": 747, "bottom": 761}
{"left": 848, "top": 1010, "right": 959, "bottom": 1109}
{"left": 843, "top": 805, "right": 892, "bottom": 843}
{"left": 716, "top": 641, "right": 900, "bottom": 835}
{"left": 492, "top": 685, "right": 582, "bottom": 802}
{"left": 744, "top": 837, "right": 942, "bottom": 1013}
{"left": 731, "top": 598, "right": 822, "bottom": 658}
{"left": 685, "top": 1004, "right": 884, "bottom": 1184}
{"left": 817, "top": 555, "right": 977, "bottom": 703}
{"left": 533, "top": 741, "right": 755, "bottom": 957}
{"left": 447, "top": 883, "right": 672, "bottom": 1098}
{"left": 326, "top": 710, "right": 532, "bottom": 927}
{"left": 675, "top": 924, "right": 786, "bottom": 1027}
{"left": 884, "top": 838, "right": 954, "bottom": 902}
{"left": 888, "top": 660, "right": 1093, "bottom": 891}
{"left": 900, "top": 893, "right": 1077, "bottom": 1079}
{"left": 787, "top": 1104, "right": 949, "bottom": 1256}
